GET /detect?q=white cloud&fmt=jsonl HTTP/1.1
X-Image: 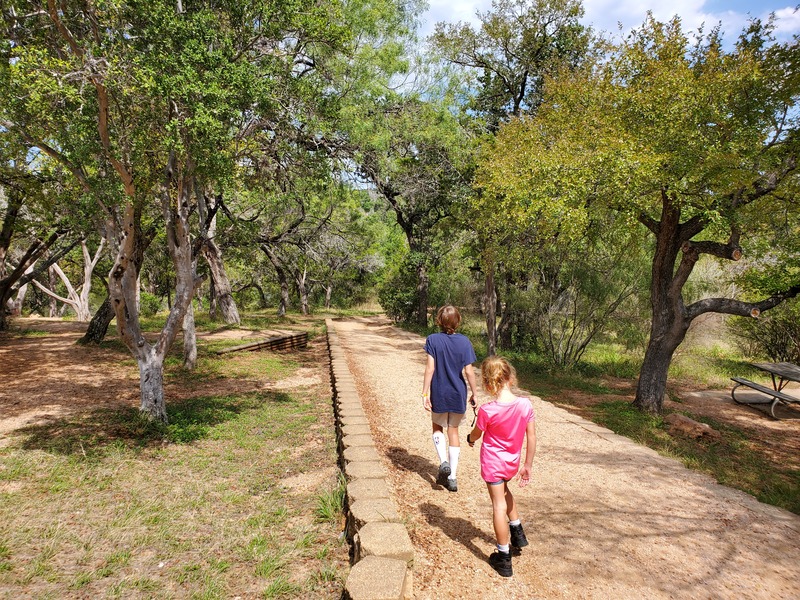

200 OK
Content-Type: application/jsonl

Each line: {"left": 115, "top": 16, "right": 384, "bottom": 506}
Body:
{"left": 773, "top": 6, "right": 800, "bottom": 35}
{"left": 420, "top": 0, "right": 800, "bottom": 42}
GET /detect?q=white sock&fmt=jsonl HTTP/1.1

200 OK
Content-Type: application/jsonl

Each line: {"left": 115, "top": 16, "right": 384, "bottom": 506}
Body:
{"left": 498, "top": 543, "right": 510, "bottom": 553}
{"left": 509, "top": 519, "right": 521, "bottom": 527}
{"left": 432, "top": 431, "right": 447, "bottom": 464}
{"left": 448, "top": 446, "right": 460, "bottom": 479}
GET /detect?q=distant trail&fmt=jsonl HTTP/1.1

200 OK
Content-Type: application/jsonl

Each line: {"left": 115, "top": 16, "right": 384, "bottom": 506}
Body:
{"left": 331, "top": 315, "right": 800, "bottom": 600}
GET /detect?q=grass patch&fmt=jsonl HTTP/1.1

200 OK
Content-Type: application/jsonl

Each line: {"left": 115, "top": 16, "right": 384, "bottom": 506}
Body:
{"left": 314, "top": 473, "right": 346, "bottom": 524}
{"left": 0, "top": 313, "right": 348, "bottom": 598}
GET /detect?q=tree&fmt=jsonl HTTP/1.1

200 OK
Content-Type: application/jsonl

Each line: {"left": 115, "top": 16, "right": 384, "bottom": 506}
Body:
{"left": 431, "top": 0, "right": 591, "bottom": 352}
{"left": 31, "top": 238, "right": 104, "bottom": 321}
{"left": 478, "top": 15, "right": 800, "bottom": 412}
{"left": 1, "top": 0, "right": 349, "bottom": 422}
{"left": 432, "top": 0, "right": 590, "bottom": 130}
{"left": 356, "top": 97, "right": 474, "bottom": 325}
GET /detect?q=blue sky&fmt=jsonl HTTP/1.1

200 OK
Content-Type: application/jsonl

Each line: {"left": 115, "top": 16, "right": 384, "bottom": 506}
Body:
{"left": 420, "top": 0, "right": 800, "bottom": 42}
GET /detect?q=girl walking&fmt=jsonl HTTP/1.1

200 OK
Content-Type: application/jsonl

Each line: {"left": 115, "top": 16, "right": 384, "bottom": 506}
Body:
{"left": 466, "top": 356, "right": 536, "bottom": 577}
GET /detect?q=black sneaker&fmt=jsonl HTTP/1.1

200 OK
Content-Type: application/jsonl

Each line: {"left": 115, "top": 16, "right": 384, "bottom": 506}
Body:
{"left": 488, "top": 550, "right": 512, "bottom": 577}
{"left": 510, "top": 523, "right": 529, "bottom": 548}
{"left": 444, "top": 477, "right": 458, "bottom": 492}
{"left": 436, "top": 461, "right": 451, "bottom": 485}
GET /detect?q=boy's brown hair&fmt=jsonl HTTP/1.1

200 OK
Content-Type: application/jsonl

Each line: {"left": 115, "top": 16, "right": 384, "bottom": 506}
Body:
{"left": 436, "top": 305, "right": 461, "bottom": 334}
{"left": 481, "top": 356, "right": 517, "bottom": 396}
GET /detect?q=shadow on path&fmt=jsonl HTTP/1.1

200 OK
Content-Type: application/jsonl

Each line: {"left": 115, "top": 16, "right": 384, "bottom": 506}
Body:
{"left": 419, "top": 501, "right": 495, "bottom": 561}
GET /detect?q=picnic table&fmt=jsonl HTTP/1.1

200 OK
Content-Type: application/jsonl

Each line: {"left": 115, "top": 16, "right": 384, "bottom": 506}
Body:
{"left": 731, "top": 361, "right": 800, "bottom": 418}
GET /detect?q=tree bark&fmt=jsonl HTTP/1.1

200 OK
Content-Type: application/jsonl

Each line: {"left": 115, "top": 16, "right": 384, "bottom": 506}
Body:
{"left": 78, "top": 295, "right": 115, "bottom": 344}
{"left": 324, "top": 284, "right": 332, "bottom": 309}
{"left": 201, "top": 217, "right": 240, "bottom": 324}
{"left": 484, "top": 256, "right": 497, "bottom": 356}
{"left": 138, "top": 349, "right": 168, "bottom": 423}
{"left": 183, "top": 301, "right": 197, "bottom": 370}
{"left": 47, "top": 265, "right": 58, "bottom": 317}
{"left": 416, "top": 261, "right": 428, "bottom": 327}
{"left": 296, "top": 267, "right": 309, "bottom": 315}
{"left": 262, "top": 244, "right": 289, "bottom": 316}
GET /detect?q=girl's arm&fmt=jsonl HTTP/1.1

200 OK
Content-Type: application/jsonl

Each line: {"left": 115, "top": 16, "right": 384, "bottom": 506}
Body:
{"left": 466, "top": 424, "right": 482, "bottom": 447}
{"left": 422, "top": 354, "right": 435, "bottom": 411}
{"left": 517, "top": 419, "right": 537, "bottom": 487}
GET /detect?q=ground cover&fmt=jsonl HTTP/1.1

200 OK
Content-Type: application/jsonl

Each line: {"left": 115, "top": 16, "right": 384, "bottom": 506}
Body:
{"left": 0, "top": 315, "right": 348, "bottom": 599}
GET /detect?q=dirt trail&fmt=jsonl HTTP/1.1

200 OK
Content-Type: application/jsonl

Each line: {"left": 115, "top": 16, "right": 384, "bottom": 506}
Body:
{"left": 331, "top": 316, "right": 800, "bottom": 600}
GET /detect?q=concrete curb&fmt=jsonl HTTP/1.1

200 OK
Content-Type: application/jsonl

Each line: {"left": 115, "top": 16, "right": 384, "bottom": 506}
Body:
{"left": 326, "top": 319, "right": 414, "bottom": 600}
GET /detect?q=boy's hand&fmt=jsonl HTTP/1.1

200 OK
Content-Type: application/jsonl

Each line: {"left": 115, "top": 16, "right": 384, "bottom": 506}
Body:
{"left": 422, "top": 393, "right": 431, "bottom": 411}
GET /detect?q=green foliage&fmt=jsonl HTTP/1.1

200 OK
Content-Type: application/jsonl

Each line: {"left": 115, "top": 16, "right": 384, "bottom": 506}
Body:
{"left": 138, "top": 291, "right": 162, "bottom": 318}
{"left": 729, "top": 299, "right": 800, "bottom": 363}
{"left": 377, "top": 255, "right": 419, "bottom": 322}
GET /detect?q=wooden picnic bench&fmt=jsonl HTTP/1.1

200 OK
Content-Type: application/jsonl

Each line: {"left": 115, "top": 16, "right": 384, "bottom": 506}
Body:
{"left": 730, "top": 362, "right": 800, "bottom": 419}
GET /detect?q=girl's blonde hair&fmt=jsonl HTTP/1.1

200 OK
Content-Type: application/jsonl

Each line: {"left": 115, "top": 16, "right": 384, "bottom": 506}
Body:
{"left": 436, "top": 305, "right": 461, "bottom": 334}
{"left": 481, "top": 356, "right": 517, "bottom": 397}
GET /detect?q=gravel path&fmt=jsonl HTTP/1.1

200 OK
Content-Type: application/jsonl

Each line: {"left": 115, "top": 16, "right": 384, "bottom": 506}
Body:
{"left": 332, "top": 316, "right": 800, "bottom": 600}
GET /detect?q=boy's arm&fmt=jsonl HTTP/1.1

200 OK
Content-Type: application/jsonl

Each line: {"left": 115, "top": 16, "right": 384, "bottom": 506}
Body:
{"left": 518, "top": 419, "right": 537, "bottom": 487}
{"left": 422, "top": 354, "right": 435, "bottom": 411}
{"left": 464, "top": 364, "right": 478, "bottom": 405}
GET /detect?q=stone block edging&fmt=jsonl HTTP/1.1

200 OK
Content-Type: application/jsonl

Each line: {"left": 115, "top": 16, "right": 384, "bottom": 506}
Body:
{"left": 326, "top": 319, "right": 414, "bottom": 600}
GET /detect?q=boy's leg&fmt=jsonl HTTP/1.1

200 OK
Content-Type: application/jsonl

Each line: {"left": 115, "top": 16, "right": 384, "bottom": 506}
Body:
{"left": 446, "top": 425, "right": 460, "bottom": 478}
{"left": 431, "top": 422, "right": 448, "bottom": 464}
{"left": 431, "top": 419, "right": 450, "bottom": 484}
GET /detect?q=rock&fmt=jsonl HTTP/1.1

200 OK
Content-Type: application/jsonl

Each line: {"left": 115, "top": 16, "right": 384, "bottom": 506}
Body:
{"left": 664, "top": 413, "right": 721, "bottom": 441}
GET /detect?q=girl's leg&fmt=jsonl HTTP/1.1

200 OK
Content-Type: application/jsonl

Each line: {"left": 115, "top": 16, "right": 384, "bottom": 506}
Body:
{"left": 486, "top": 482, "right": 511, "bottom": 547}
{"left": 505, "top": 485, "right": 519, "bottom": 522}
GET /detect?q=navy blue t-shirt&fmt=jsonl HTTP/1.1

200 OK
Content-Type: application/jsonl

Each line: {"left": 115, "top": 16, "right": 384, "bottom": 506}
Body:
{"left": 424, "top": 332, "right": 477, "bottom": 414}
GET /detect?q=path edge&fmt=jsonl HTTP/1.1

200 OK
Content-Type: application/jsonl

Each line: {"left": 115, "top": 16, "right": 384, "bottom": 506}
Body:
{"left": 327, "top": 319, "right": 415, "bottom": 600}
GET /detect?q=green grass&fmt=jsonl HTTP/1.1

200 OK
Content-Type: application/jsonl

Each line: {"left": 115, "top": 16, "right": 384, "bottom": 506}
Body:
{"left": 0, "top": 312, "right": 348, "bottom": 598}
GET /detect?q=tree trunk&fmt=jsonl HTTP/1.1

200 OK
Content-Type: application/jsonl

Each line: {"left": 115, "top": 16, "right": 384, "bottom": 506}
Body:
{"left": 297, "top": 267, "right": 309, "bottom": 315}
{"left": 634, "top": 331, "right": 687, "bottom": 413}
{"left": 324, "top": 284, "right": 332, "bottom": 309}
{"left": 416, "top": 262, "right": 428, "bottom": 327}
{"left": 78, "top": 295, "right": 115, "bottom": 344}
{"left": 183, "top": 301, "right": 197, "bottom": 370}
{"left": 633, "top": 192, "right": 688, "bottom": 413}
{"left": 202, "top": 234, "right": 240, "bottom": 325}
{"left": 484, "top": 258, "right": 497, "bottom": 356}
{"left": 48, "top": 265, "right": 58, "bottom": 317}
{"left": 138, "top": 350, "right": 168, "bottom": 423}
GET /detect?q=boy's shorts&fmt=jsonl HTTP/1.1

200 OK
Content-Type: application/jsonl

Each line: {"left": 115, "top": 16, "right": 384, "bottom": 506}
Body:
{"left": 431, "top": 411, "right": 465, "bottom": 428}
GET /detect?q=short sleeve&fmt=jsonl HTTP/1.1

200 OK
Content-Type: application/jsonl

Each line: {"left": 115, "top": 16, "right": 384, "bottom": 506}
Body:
{"left": 476, "top": 405, "right": 488, "bottom": 431}
{"left": 424, "top": 336, "right": 433, "bottom": 356}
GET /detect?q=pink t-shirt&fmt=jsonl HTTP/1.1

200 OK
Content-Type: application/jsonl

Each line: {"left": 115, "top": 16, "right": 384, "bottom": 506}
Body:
{"left": 477, "top": 396, "right": 535, "bottom": 482}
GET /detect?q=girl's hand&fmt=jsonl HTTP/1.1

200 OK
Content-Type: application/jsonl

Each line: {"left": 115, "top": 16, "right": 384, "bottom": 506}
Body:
{"left": 518, "top": 465, "right": 531, "bottom": 487}
{"left": 422, "top": 393, "right": 431, "bottom": 411}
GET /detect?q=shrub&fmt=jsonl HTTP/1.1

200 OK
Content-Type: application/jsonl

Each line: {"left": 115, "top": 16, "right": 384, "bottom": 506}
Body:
{"left": 138, "top": 291, "right": 162, "bottom": 317}
{"left": 728, "top": 298, "right": 800, "bottom": 363}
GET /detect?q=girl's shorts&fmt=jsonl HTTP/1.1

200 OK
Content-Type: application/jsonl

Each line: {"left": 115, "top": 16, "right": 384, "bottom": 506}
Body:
{"left": 487, "top": 479, "right": 510, "bottom": 486}
{"left": 431, "top": 411, "right": 465, "bottom": 428}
